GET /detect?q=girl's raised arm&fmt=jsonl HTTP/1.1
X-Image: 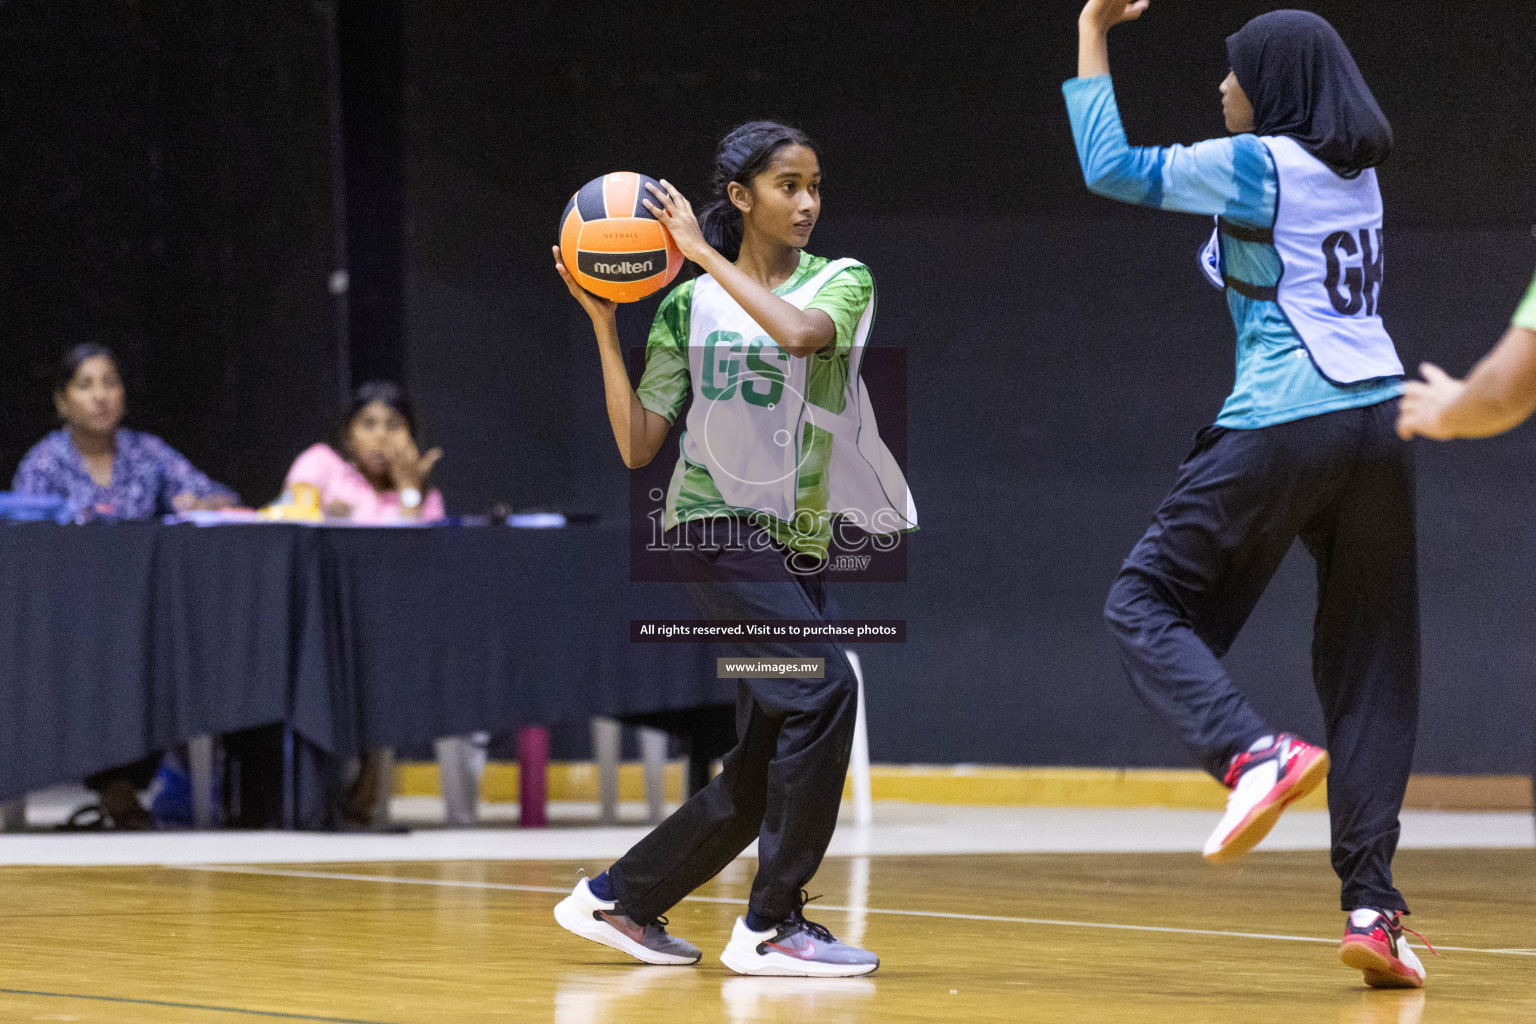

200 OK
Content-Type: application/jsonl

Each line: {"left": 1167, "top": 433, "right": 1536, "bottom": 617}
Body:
{"left": 1077, "top": 0, "right": 1149, "bottom": 78}
{"left": 554, "top": 247, "right": 672, "bottom": 469}
{"left": 1064, "top": 0, "right": 1273, "bottom": 229}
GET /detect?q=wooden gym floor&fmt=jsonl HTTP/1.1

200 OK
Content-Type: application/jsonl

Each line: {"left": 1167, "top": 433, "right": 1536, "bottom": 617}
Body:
{"left": 0, "top": 849, "right": 1529, "bottom": 1023}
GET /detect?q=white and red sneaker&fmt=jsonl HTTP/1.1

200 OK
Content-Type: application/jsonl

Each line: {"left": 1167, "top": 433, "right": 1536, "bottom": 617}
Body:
{"left": 1340, "top": 908, "right": 1430, "bottom": 989}
{"left": 1202, "top": 733, "right": 1329, "bottom": 863}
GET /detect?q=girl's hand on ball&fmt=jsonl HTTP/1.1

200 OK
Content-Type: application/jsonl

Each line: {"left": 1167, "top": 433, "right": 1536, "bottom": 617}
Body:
{"left": 1079, "top": 0, "right": 1149, "bottom": 35}
{"left": 553, "top": 245, "right": 618, "bottom": 324}
{"left": 643, "top": 181, "right": 710, "bottom": 264}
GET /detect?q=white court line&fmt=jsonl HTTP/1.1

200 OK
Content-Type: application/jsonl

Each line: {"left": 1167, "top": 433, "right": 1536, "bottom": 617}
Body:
{"left": 173, "top": 864, "right": 1536, "bottom": 958}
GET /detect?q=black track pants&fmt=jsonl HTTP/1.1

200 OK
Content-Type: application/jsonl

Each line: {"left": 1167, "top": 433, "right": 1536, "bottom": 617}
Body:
{"left": 608, "top": 519, "right": 859, "bottom": 926}
{"left": 1104, "top": 400, "right": 1419, "bottom": 912}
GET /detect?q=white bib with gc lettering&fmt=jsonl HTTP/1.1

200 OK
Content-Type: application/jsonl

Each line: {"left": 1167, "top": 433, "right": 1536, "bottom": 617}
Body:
{"left": 1262, "top": 134, "right": 1403, "bottom": 384}
{"left": 681, "top": 258, "right": 916, "bottom": 536}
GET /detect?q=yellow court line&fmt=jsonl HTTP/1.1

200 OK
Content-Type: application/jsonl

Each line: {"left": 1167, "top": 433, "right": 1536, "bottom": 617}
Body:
{"left": 398, "top": 763, "right": 1532, "bottom": 812}
{"left": 172, "top": 864, "right": 1536, "bottom": 958}
{"left": 394, "top": 762, "right": 1304, "bottom": 809}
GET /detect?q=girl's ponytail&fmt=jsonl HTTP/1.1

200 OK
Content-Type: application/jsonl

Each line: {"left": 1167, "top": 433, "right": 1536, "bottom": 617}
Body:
{"left": 698, "top": 197, "right": 744, "bottom": 263}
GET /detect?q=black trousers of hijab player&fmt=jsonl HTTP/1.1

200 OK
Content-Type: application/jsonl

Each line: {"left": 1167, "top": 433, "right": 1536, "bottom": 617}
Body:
{"left": 1103, "top": 400, "right": 1419, "bottom": 913}
{"left": 607, "top": 518, "right": 859, "bottom": 927}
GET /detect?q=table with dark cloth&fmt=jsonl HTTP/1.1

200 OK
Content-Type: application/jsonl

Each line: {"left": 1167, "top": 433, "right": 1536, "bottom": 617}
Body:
{"left": 0, "top": 522, "right": 725, "bottom": 806}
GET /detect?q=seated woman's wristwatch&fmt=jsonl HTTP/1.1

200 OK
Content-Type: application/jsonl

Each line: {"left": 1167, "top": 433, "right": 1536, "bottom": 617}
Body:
{"left": 399, "top": 487, "right": 423, "bottom": 511}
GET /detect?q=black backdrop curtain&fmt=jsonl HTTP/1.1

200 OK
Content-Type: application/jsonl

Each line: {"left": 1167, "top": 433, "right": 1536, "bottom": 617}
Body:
{"left": 0, "top": 0, "right": 345, "bottom": 508}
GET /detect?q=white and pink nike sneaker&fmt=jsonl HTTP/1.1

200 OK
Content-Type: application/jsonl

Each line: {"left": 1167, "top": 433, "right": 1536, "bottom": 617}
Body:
{"left": 1340, "top": 908, "right": 1431, "bottom": 989}
{"left": 1203, "top": 733, "right": 1329, "bottom": 863}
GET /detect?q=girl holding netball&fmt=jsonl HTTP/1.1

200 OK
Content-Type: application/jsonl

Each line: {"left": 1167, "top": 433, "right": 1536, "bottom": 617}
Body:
{"left": 1069, "top": 2, "right": 1428, "bottom": 988}
{"left": 550, "top": 121, "right": 913, "bottom": 977}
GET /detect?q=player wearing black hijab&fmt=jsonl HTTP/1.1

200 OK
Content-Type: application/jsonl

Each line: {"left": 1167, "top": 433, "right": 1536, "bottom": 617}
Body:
{"left": 1067, "top": 3, "right": 1430, "bottom": 987}
{"left": 1226, "top": 9, "right": 1393, "bottom": 176}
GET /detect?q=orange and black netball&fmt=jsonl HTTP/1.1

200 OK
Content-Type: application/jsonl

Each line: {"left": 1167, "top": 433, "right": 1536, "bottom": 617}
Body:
{"left": 558, "top": 171, "right": 683, "bottom": 302}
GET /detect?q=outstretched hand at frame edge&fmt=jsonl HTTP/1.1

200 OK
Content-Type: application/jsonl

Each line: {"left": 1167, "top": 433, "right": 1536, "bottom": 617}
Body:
{"left": 1396, "top": 363, "right": 1465, "bottom": 440}
{"left": 1078, "top": 0, "right": 1150, "bottom": 78}
{"left": 1396, "top": 323, "right": 1536, "bottom": 442}
{"left": 1079, "top": 0, "right": 1150, "bottom": 35}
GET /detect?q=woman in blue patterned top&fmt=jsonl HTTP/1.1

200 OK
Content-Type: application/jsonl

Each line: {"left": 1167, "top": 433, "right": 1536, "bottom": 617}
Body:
{"left": 1068, "top": 2, "right": 1426, "bottom": 989}
{"left": 11, "top": 343, "right": 238, "bottom": 829}
{"left": 13, "top": 344, "right": 237, "bottom": 522}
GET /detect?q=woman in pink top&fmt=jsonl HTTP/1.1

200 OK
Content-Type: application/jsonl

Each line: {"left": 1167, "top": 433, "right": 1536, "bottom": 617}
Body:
{"left": 286, "top": 381, "right": 445, "bottom": 523}
{"left": 286, "top": 381, "right": 452, "bottom": 828}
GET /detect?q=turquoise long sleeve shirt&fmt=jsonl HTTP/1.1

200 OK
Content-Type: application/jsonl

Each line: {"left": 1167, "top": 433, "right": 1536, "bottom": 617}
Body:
{"left": 1062, "top": 74, "right": 1402, "bottom": 429}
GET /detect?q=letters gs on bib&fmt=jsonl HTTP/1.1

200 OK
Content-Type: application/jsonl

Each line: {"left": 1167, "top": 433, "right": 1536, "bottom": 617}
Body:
{"left": 1323, "top": 228, "right": 1383, "bottom": 317}
{"left": 700, "top": 331, "right": 789, "bottom": 407}
{"left": 559, "top": 171, "right": 684, "bottom": 302}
